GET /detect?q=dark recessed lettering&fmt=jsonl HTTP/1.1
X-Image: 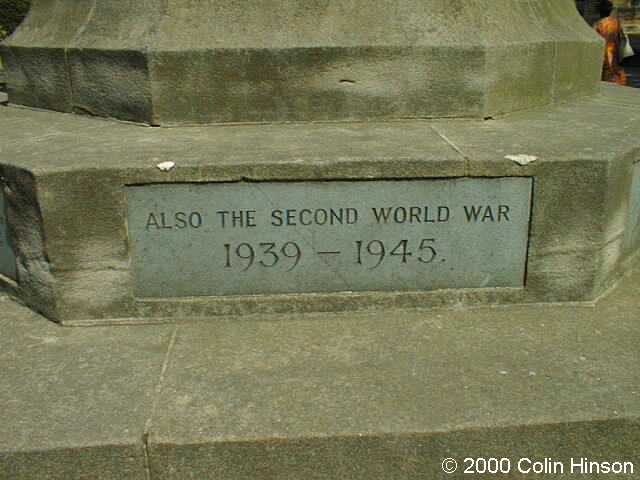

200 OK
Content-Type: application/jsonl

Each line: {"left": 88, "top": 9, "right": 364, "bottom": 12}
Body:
{"left": 286, "top": 209, "right": 298, "bottom": 226}
{"left": 175, "top": 212, "right": 188, "bottom": 229}
{"left": 372, "top": 207, "right": 392, "bottom": 223}
{"left": 465, "top": 205, "right": 511, "bottom": 223}
{"left": 299, "top": 209, "right": 313, "bottom": 226}
{"left": 331, "top": 209, "right": 344, "bottom": 224}
{"left": 271, "top": 208, "right": 358, "bottom": 227}
{"left": 189, "top": 212, "right": 203, "bottom": 228}
{"left": 346, "top": 208, "right": 358, "bottom": 224}
{"left": 146, "top": 212, "right": 161, "bottom": 230}
{"left": 218, "top": 210, "right": 256, "bottom": 228}
{"left": 410, "top": 207, "right": 422, "bottom": 224}
{"left": 146, "top": 211, "right": 203, "bottom": 230}
{"left": 438, "top": 206, "right": 451, "bottom": 222}
{"left": 394, "top": 207, "right": 408, "bottom": 224}
{"left": 315, "top": 209, "right": 328, "bottom": 225}
{"left": 271, "top": 210, "right": 284, "bottom": 227}
{"left": 372, "top": 206, "right": 450, "bottom": 224}
{"left": 498, "top": 205, "right": 511, "bottom": 222}
{"left": 159, "top": 213, "right": 173, "bottom": 229}
{"left": 464, "top": 206, "right": 483, "bottom": 222}
{"left": 217, "top": 211, "right": 229, "bottom": 228}
{"left": 246, "top": 210, "right": 257, "bottom": 228}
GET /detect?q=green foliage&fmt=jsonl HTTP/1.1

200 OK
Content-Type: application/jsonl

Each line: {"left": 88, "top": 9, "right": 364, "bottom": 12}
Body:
{"left": 0, "top": 0, "right": 30, "bottom": 40}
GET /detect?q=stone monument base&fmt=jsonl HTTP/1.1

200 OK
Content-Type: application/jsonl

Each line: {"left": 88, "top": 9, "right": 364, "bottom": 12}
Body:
{"left": 1, "top": 85, "right": 640, "bottom": 324}
{"left": 1, "top": 81, "right": 639, "bottom": 480}
{"left": 1, "top": 265, "right": 639, "bottom": 479}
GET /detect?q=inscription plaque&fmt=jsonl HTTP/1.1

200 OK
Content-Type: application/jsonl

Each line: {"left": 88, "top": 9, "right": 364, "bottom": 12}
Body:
{"left": 625, "top": 163, "right": 640, "bottom": 254}
{"left": 0, "top": 187, "right": 17, "bottom": 280}
{"left": 127, "top": 178, "right": 533, "bottom": 298}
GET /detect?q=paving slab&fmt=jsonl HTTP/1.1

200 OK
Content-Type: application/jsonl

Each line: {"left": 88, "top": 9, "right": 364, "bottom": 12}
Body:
{"left": 0, "top": 299, "right": 175, "bottom": 479}
{"left": 146, "top": 266, "right": 640, "bottom": 479}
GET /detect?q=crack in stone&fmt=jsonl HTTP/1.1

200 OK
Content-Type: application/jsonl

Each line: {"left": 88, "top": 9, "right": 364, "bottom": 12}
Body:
{"left": 143, "top": 324, "right": 178, "bottom": 480}
{"left": 143, "top": 432, "right": 152, "bottom": 480}
{"left": 430, "top": 125, "right": 470, "bottom": 175}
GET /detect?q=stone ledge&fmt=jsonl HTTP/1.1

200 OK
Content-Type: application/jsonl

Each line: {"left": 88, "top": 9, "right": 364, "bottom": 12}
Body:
{"left": 0, "top": 85, "right": 637, "bottom": 173}
{"left": 2, "top": 265, "right": 640, "bottom": 479}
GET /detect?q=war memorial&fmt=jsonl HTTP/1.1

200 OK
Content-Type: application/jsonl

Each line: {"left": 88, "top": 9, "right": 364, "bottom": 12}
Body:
{"left": 1, "top": 0, "right": 640, "bottom": 478}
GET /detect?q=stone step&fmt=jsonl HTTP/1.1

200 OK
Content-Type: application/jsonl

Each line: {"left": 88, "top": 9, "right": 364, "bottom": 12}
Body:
{"left": 2, "top": 264, "right": 640, "bottom": 479}
{"left": 2, "top": 85, "right": 640, "bottom": 324}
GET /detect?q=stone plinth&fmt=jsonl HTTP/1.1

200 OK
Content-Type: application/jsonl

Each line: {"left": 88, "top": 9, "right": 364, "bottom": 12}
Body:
{"left": 0, "top": 0, "right": 602, "bottom": 125}
{"left": 1, "top": 85, "right": 639, "bottom": 324}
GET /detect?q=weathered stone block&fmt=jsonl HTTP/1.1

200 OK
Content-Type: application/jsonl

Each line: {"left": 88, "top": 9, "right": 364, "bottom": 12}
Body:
{"left": 2, "top": 46, "right": 72, "bottom": 112}
{"left": 0, "top": 0, "right": 604, "bottom": 125}
{"left": 1, "top": 85, "right": 639, "bottom": 324}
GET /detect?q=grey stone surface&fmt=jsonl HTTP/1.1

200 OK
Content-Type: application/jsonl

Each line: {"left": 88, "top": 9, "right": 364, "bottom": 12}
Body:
{"left": 1, "top": 262, "right": 640, "bottom": 479}
{"left": 0, "top": 85, "right": 639, "bottom": 323}
{"left": 430, "top": 84, "right": 640, "bottom": 298}
{"left": 146, "top": 263, "right": 640, "bottom": 479}
{"left": 625, "top": 162, "right": 640, "bottom": 253}
{"left": 149, "top": 422, "right": 640, "bottom": 480}
{"left": 0, "top": 298, "right": 175, "bottom": 479}
{"left": 0, "top": 0, "right": 603, "bottom": 125}
{"left": 127, "top": 178, "right": 532, "bottom": 298}
{"left": 0, "top": 187, "right": 16, "bottom": 279}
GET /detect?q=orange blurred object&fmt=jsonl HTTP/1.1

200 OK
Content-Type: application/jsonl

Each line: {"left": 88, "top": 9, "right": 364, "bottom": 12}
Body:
{"left": 595, "top": 16, "right": 628, "bottom": 85}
